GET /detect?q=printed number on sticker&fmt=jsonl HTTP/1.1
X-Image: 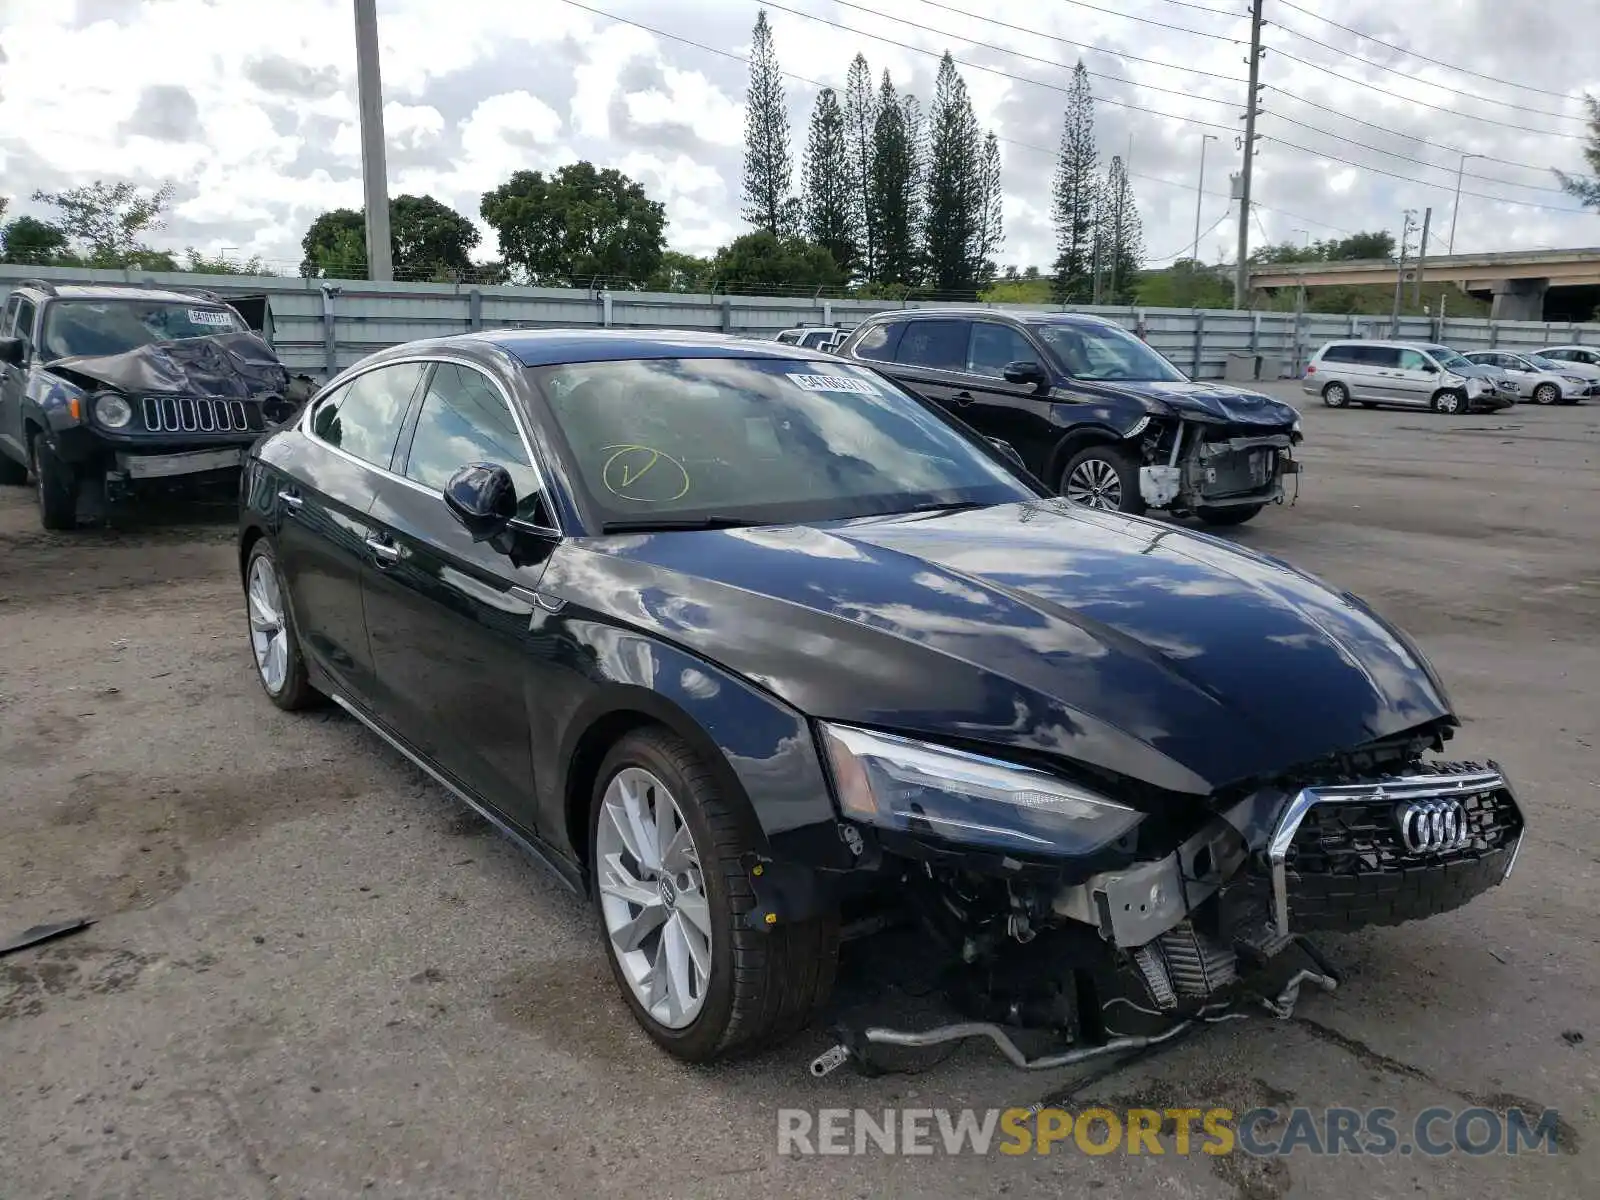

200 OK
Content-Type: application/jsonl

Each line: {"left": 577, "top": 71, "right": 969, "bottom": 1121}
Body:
{"left": 189, "top": 309, "right": 232, "bottom": 326}
{"left": 787, "top": 373, "right": 878, "bottom": 396}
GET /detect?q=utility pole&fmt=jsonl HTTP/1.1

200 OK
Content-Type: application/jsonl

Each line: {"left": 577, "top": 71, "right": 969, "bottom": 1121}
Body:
{"left": 1412, "top": 206, "right": 1432, "bottom": 307}
{"left": 353, "top": 0, "right": 393, "bottom": 282}
{"left": 1233, "top": 0, "right": 1266, "bottom": 309}
{"left": 1446, "top": 154, "right": 1482, "bottom": 256}
{"left": 1192, "top": 134, "right": 1218, "bottom": 263}
{"left": 1392, "top": 209, "right": 1418, "bottom": 336}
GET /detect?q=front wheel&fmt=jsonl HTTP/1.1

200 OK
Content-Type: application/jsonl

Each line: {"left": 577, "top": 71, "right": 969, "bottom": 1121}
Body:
{"left": 1532, "top": 383, "right": 1560, "bottom": 406}
{"left": 590, "top": 727, "right": 838, "bottom": 1062}
{"left": 32, "top": 438, "right": 78, "bottom": 530}
{"left": 1430, "top": 390, "right": 1468, "bottom": 415}
{"left": 1060, "top": 444, "right": 1146, "bottom": 514}
{"left": 1194, "top": 504, "right": 1264, "bottom": 527}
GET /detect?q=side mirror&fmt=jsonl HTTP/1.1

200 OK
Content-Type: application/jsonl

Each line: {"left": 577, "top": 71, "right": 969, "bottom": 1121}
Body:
{"left": 443, "top": 462, "right": 518, "bottom": 542}
{"left": 0, "top": 336, "right": 25, "bottom": 368}
{"left": 1002, "top": 359, "right": 1047, "bottom": 389}
{"left": 1420, "top": 363, "right": 1438, "bottom": 374}
{"left": 987, "top": 437, "right": 1027, "bottom": 471}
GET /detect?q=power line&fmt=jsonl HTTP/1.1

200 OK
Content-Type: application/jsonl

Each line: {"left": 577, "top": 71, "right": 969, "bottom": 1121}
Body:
{"left": 1274, "top": 0, "right": 1582, "bottom": 102}
{"left": 1148, "top": 208, "right": 1233, "bottom": 263}
{"left": 905, "top": 0, "right": 1245, "bottom": 85}
{"left": 1054, "top": 0, "right": 1243, "bottom": 43}
{"left": 769, "top": 0, "right": 1240, "bottom": 114}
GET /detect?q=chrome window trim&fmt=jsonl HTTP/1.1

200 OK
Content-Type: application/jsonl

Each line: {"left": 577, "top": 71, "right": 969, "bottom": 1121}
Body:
{"left": 300, "top": 353, "right": 564, "bottom": 539}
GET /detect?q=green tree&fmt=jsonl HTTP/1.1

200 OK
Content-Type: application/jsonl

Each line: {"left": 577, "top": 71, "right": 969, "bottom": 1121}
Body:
{"left": 644, "top": 250, "right": 713, "bottom": 292}
{"left": 480, "top": 162, "right": 667, "bottom": 286}
{"left": 870, "top": 73, "right": 920, "bottom": 288}
{"left": 31, "top": 180, "right": 174, "bottom": 267}
{"left": 299, "top": 208, "right": 367, "bottom": 277}
{"left": 1324, "top": 230, "right": 1395, "bottom": 261}
{"left": 975, "top": 131, "right": 1004, "bottom": 288}
{"left": 710, "top": 230, "right": 843, "bottom": 295}
{"left": 842, "top": 53, "right": 877, "bottom": 281}
{"left": 1250, "top": 240, "right": 1324, "bottom": 265}
{"left": 1051, "top": 61, "right": 1098, "bottom": 304}
{"left": 1, "top": 215, "right": 72, "bottom": 265}
{"left": 742, "top": 9, "right": 793, "bottom": 234}
{"left": 802, "top": 88, "right": 856, "bottom": 278}
{"left": 1555, "top": 93, "right": 1600, "bottom": 209}
{"left": 183, "top": 248, "right": 271, "bottom": 275}
{"left": 923, "top": 52, "right": 984, "bottom": 298}
{"left": 1096, "top": 155, "right": 1142, "bottom": 304}
{"left": 389, "top": 194, "right": 481, "bottom": 280}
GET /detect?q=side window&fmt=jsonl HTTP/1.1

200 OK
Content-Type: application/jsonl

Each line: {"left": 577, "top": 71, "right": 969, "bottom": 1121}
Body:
{"left": 1319, "top": 345, "right": 1348, "bottom": 364}
{"left": 1546, "top": 349, "right": 1571, "bottom": 362}
{"left": 967, "top": 323, "right": 1039, "bottom": 378}
{"left": 310, "top": 361, "right": 425, "bottom": 469}
{"left": 2, "top": 295, "right": 18, "bottom": 337}
{"left": 1397, "top": 349, "right": 1429, "bottom": 372}
{"left": 403, "top": 363, "right": 546, "bottom": 522}
{"left": 12, "top": 299, "right": 38, "bottom": 347}
{"left": 896, "top": 320, "right": 970, "bottom": 370}
{"left": 850, "top": 321, "right": 902, "bottom": 362}
{"left": 1358, "top": 346, "right": 1401, "bottom": 368}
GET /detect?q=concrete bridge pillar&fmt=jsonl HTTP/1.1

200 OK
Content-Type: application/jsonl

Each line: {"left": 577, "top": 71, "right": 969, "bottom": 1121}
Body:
{"left": 1489, "top": 277, "right": 1549, "bottom": 321}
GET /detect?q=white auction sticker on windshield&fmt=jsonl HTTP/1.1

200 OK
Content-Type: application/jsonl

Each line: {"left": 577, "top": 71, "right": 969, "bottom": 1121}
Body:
{"left": 786, "top": 373, "right": 879, "bottom": 396}
{"left": 189, "top": 309, "right": 232, "bottom": 326}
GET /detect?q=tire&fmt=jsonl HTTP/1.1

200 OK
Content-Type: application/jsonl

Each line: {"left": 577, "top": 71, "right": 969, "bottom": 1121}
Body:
{"left": 1060, "top": 444, "right": 1146, "bottom": 514}
{"left": 1430, "top": 390, "right": 1467, "bottom": 415}
{"left": 32, "top": 437, "right": 78, "bottom": 531}
{"left": 589, "top": 726, "right": 838, "bottom": 1063}
{"left": 1532, "top": 383, "right": 1560, "bottom": 406}
{"left": 1194, "top": 504, "right": 1264, "bottom": 527}
{"left": 0, "top": 449, "right": 27, "bottom": 486}
{"left": 244, "top": 539, "right": 321, "bottom": 711}
{"left": 1321, "top": 382, "right": 1350, "bottom": 408}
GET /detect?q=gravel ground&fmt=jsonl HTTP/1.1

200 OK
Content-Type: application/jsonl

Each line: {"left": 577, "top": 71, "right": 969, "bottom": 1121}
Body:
{"left": 1, "top": 383, "right": 1597, "bottom": 1198}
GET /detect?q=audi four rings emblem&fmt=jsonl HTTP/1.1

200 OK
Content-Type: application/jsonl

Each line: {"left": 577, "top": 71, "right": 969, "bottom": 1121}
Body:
{"left": 1396, "top": 799, "right": 1473, "bottom": 855}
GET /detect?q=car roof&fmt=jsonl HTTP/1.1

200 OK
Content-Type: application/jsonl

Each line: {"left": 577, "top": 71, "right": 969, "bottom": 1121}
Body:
{"left": 857, "top": 307, "right": 1122, "bottom": 331}
{"left": 14, "top": 283, "right": 233, "bottom": 305}
{"left": 370, "top": 328, "right": 851, "bottom": 369}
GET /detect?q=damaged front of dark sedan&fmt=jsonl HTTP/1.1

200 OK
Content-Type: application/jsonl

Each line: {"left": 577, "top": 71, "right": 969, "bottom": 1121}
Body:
{"left": 235, "top": 329, "right": 1525, "bottom": 1071}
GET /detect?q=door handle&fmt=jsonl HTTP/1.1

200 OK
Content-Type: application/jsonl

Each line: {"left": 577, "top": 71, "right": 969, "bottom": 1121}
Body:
{"left": 952, "top": 390, "right": 975, "bottom": 405}
{"left": 364, "top": 534, "right": 401, "bottom": 565}
{"left": 277, "top": 490, "right": 303, "bottom": 512}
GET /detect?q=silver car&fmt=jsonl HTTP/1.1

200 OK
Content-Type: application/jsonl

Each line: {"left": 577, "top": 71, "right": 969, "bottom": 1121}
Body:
{"left": 1462, "top": 350, "right": 1594, "bottom": 405}
{"left": 1534, "top": 345, "right": 1600, "bottom": 382}
{"left": 1303, "top": 339, "right": 1514, "bottom": 414}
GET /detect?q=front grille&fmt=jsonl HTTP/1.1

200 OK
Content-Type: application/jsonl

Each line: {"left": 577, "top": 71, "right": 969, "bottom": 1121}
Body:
{"left": 1285, "top": 784, "right": 1520, "bottom": 876}
{"left": 140, "top": 396, "right": 263, "bottom": 435}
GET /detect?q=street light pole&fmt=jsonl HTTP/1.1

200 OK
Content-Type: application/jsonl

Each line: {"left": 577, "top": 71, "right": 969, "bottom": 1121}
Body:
{"left": 1191, "top": 134, "right": 1218, "bottom": 263}
{"left": 1446, "top": 153, "right": 1481, "bottom": 256}
{"left": 353, "top": 0, "right": 394, "bottom": 282}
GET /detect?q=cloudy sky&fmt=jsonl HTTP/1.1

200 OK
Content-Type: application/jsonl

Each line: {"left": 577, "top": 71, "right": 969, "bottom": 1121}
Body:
{"left": 1, "top": 0, "right": 1596, "bottom": 279}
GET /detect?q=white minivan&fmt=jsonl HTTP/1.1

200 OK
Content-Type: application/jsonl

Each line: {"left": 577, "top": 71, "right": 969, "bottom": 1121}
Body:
{"left": 1302, "top": 340, "right": 1514, "bottom": 413}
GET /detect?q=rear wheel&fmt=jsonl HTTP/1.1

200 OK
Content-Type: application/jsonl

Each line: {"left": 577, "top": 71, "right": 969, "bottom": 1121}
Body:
{"left": 591, "top": 727, "right": 838, "bottom": 1062}
{"left": 32, "top": 437, "right": 78, "bottom": 531}
{"left": 1532, "top": 382, "right": 1560, "bottom": 406}
{"left": 1321, "top": 382, "right": 1350, "bottom": 408}
{"left": 1194, "top": 504, "right": 1264, "bottom": 527}
{"left": 245, "top": 540, "right": 321, "bottom": 711}
{"left": 1060, "top": 444, "right": 1145, "bottom": 514}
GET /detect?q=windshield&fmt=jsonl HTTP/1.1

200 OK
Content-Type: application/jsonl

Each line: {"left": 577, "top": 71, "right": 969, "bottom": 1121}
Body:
{"left": 40, "top": 300, "right": 246, "bottom": 362}
{"left": 532, "top": 357, "right": 1035, "bottom": 529}
{"left": 1526, "top": 355, "right": 1563, "bottom": 371}
{"left": 1426, "top": 347, "right": 1474, "bottom": 372}
{"left": 1031, "top": 321, "right": 1186, "bottom": 383}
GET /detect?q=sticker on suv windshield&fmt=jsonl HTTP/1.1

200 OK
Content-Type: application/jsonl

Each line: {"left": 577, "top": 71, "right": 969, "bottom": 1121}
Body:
{"left": 189, "top": 309, "right": 233, "bottom": 326}
{"left": 786, "top": 373, "right": 879, "bottom": 396}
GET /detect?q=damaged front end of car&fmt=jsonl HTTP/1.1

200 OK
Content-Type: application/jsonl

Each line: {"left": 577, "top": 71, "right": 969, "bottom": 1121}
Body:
{"left": 803, "top": 718, "right": 1525, "bottom": 1076}
{"left": 1128, "top": 403, "right": 1303, "bottom": 516}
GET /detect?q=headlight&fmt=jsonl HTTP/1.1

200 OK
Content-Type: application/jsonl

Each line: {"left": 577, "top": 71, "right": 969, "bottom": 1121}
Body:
{"left": 94, "top": 393, "right": 133, "bottom": 428}
{"left": 1563, "top": 375, "right": 1586, "bottom": 385}
{"left": 819, "top": 723, "right": 1143, "bottom": 856}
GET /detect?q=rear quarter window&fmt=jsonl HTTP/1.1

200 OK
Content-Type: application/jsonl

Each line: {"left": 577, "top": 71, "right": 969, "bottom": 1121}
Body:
{"left": 849, "top": 321, "right": 904, "bottom": 362}
{"left": 1318, "top": 344, "right": 1357, "bottom": 364}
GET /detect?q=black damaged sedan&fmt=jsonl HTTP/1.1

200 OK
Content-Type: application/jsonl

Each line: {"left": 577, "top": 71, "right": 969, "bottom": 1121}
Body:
{"left": 238, "top": 329, "right": 1525, "bottom": 1065}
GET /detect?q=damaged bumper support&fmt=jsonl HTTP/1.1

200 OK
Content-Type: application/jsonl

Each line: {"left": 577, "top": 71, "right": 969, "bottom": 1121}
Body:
{"left": 1139, "top": 422, "right": 1297, "bottom": 510}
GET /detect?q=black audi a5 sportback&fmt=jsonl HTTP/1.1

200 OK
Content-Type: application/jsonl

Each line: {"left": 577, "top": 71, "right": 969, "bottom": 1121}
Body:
{"left": 238, "top": 329, "right": 1524, "bottom": 1065}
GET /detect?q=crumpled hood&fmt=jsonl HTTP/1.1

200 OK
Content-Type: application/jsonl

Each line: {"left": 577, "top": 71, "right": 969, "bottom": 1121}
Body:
{"left": 1105, "top": 380, "right": 1298, "bottom": 426}
{"left": 45, "top": 332, "right": 292, "bottom": 400}
{"left": 563, "top": 500, "right": 1449, "bottom": 796}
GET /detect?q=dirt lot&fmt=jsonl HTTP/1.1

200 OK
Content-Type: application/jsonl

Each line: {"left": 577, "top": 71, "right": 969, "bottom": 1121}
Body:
{"left": 1, "top": 384, "right": 1597, "bottom": 1198}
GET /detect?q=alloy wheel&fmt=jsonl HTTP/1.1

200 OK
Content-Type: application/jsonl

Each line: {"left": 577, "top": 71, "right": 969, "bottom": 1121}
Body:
{"left": 1534, "top": 383, "right": 1559, "bottom": 406}
{"left": 596, "top": 766, "right": 712, "bottom": 1030}
{"left": 1065, "top": 457, "right": 1123, "bottom": 510}
{"left": 1323, "top": 383, "right": 1348, "bottom": 408}
{"left": 247, "top": 555, "right": 289, "bottom": 695}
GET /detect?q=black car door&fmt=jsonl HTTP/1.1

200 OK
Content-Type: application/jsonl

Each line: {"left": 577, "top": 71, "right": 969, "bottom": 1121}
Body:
{"left": 363, "top": 359, "right": 558, "bottom": 832}
{"left": 958, "top": 320, "right": 1060, "bottom": 475}
{"left": 275, "top": 360, "right": 427, "bottom": 705}
{"left": 0, "top": 296, "right": 37, "bottom": 467}
{"left": 888, "top": 318, "right": 972, "bottom": 409}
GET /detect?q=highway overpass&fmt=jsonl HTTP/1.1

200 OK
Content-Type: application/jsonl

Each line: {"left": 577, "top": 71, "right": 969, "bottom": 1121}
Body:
{"left": 1247, "top": 247, "right": 1600, "bottom": 322}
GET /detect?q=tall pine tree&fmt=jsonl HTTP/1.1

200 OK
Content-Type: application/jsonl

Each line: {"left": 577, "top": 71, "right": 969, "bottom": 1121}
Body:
{"left": 900, "top": 92, "right": 927, "bottom": 286}
{"left": 1097, "top": 155, "right": 1144, "bottom": 305}
{"left": 923, "top": 52, "right": 983, "bottom": 298}
{"left": 802, "top": 88, "right": 855, "bottom": 276}
{"left": 842, "top": 54, "right": 878, "bottom": 281}
{"left": 973, "top": 131, "right": 1004, "bottom": 287}
{"left": 870, "top": 73, "right": 919, "bottom": 288}
{"left": 1051, "top": 61, "right": 1098, "bottom": 304}
{"left": 742, "top": 9, "right": 793, "bottom": 234}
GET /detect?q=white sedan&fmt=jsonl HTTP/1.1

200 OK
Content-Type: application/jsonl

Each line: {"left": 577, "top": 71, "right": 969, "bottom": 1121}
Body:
{"left": 1462, "top": 351, "right": 1595, "bottom": 405}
